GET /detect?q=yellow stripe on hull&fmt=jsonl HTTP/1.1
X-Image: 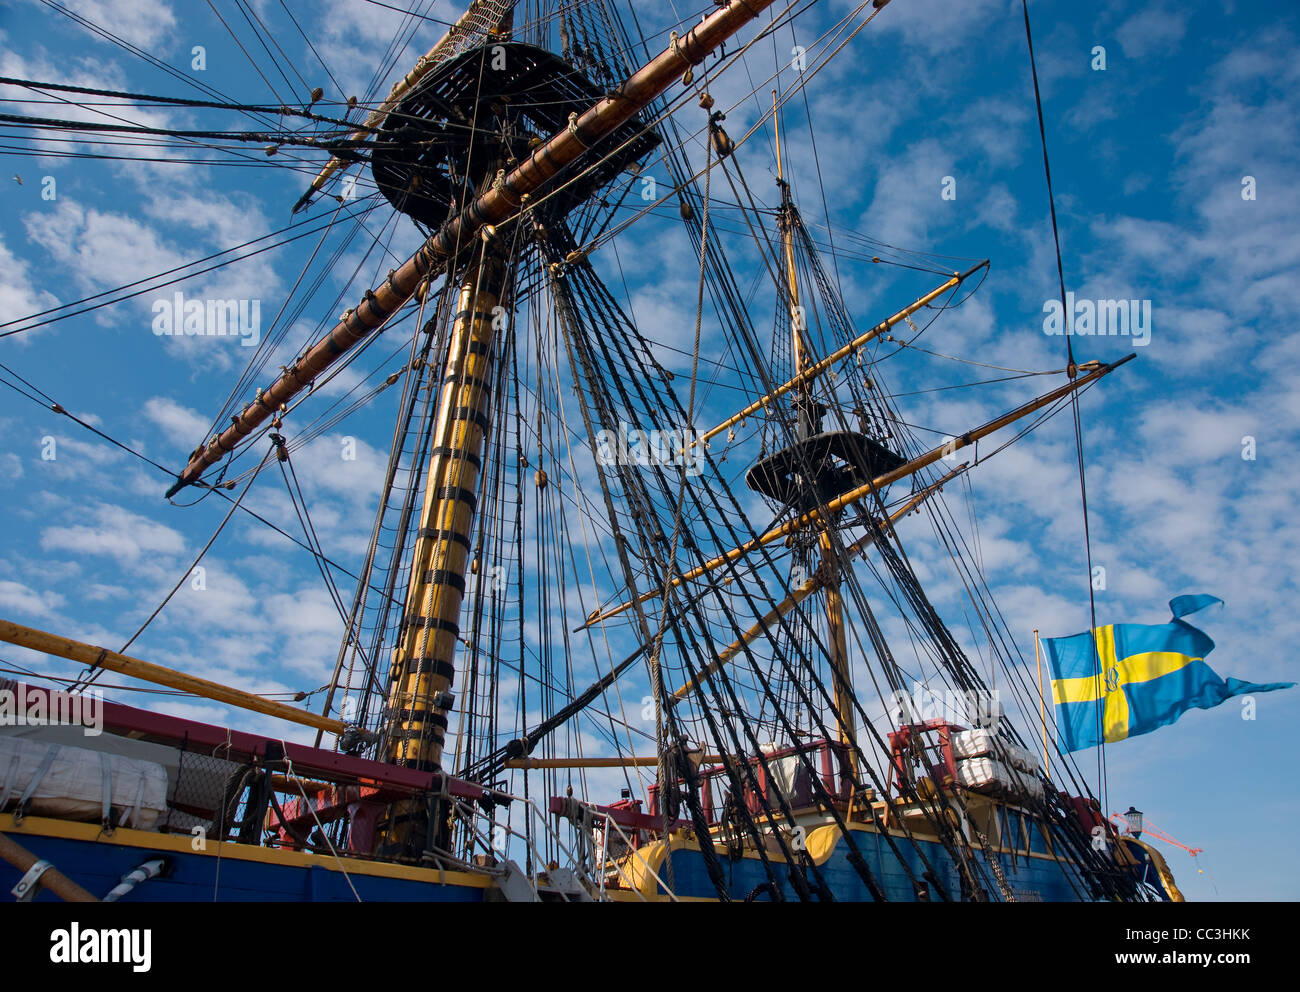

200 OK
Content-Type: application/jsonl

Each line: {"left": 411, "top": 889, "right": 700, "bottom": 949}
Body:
{"left": 615, "top": 805, "right": 1063, "bottom": 899}
{"left": 0, "top": 813, "right": 492, "bottom": 889}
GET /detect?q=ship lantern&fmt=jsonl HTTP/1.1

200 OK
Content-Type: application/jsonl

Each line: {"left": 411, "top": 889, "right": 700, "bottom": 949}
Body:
{"left": 1123, "top": 806, "right": 1144, "bottom": 840}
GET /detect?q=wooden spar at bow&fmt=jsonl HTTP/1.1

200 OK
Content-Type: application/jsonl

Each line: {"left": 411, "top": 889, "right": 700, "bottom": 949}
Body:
{"left": 669, "top": 462, "right": 969, "bottom": 702}
{"left": 581, "top": 354, "right": 1135, "bottom": 630}
{"left": 0, "top": 831, "right": 98, "bottom": 902}
{"left": 0, "top": 618, "right": 346, "bottom": 734}
{"left": 164, "top": 0, "right": 785, "bottom": 498}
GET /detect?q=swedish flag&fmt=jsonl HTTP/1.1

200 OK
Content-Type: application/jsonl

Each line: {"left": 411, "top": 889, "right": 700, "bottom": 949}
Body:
{"left": 1042, "top": 596, "right": 1293, "bottom": 752}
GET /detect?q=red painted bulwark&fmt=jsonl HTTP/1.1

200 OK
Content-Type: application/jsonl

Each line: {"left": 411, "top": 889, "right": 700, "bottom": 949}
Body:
{"left": 12, "top": 682, "right": 491, "bottom": 800}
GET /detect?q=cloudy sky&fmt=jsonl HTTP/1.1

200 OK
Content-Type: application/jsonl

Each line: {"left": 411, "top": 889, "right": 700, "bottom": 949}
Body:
{"left": 0, "top": 0, "right": 1297, "bottom": 900}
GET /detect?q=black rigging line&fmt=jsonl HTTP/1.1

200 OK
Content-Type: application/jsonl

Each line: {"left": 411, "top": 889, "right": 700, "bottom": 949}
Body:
{"left": 34, "top": 0, "right": 285, "bottom": 133}
{"left": 356, "top": 0, "right": 459, "bottom": 28}
{"left": 0, "top": 204, "right": 374, "bottom": 338}
{"left": 69, "top": 442, "right": 278, "bottom": 694}
{"left": 235, "top": 0, "right": 313, "bottom": 100}
{"left": 0, "top": 358, "right": 389, "bottom": 593}
{"left": 1021, "top": 0, "right": 1107, "bottom": 812}
{"left": 204, "top": 0, "right": 288, "bottom": 105}
{"left": 277, "top": 0, "right": 347, "bottom": 102}
{"left": 0, "top": 110, "right": 399, "bottom": 150}
{"left": 204, "top": 196, "right": 366, "bottom": 445}
{"left": 278, "top": 443, "right": 357, "bottom": 637}
{"left": 0, "top": 76, "right": 380, "bottom": 130}
{"left": 1020, "top": 2, "right": 1075, "bottom": 381}
{"left": 0, "top": 363, "right": 171, "bottom": 475}
{"left": 561, "top": 222, "right": 950, "bottom": 898}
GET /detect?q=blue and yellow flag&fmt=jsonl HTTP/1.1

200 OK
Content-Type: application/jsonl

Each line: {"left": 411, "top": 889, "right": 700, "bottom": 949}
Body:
{"left": 1042, "top": 596, "right": 1293, "bottom": 752}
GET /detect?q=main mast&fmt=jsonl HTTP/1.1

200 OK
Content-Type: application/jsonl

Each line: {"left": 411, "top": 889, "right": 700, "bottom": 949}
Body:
{"left": 384, "top": 251, "right": 507, "bottom": 776}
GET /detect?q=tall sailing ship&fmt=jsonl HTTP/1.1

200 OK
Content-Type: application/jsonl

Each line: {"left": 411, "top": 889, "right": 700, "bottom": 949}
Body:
{"left": 0, "top": 0, "right": 1182, "bottom": 902}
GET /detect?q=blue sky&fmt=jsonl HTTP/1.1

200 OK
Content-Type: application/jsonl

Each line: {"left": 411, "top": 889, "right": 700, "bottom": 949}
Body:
{"left": 1, "top": 0, "right": 1297, "bottom": 899}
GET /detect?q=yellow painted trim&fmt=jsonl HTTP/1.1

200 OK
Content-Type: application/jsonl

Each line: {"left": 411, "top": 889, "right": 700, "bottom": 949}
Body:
{"left": 804, "top": 823, "right": 844, "bottom": 864}
{"left": 612, "top": 816, "right": 1066, "bottom": 900}
{"left": 1129, "top": 838, "right": 1185, "bottom": 902}
{"left": 619, "top": 835, "right": 694, "bottom": 896}
{"left": 604, "top": 888, "right": 715, "bottom": 903}
{"left": 0, "top": 813, "right": 492, "bottom": 889}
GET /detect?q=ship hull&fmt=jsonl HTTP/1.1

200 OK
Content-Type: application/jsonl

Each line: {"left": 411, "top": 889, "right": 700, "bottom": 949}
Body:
{"left": 1, "top": 815, "right": 488, "bottom": 902}
{"left": 2, "top": 812, "right": 1173, "bottom": 902}
{"left": 625, "top": 831, "right": 1085, "bottom": 902}
{"left": 607, "top": 814, "right": 1178, "bottom": 902}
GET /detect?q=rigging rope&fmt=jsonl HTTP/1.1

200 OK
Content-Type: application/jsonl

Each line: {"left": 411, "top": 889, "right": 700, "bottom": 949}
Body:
{"left": 1021, "top": 0, "right": 1108, "bottom": 813}
{"left": 68, "top": 442, "right": 278, "bottom": 694}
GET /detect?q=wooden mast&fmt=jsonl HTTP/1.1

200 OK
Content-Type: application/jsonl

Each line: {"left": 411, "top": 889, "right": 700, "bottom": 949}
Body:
{"left": 774, "top": 91, "right": 858, "bottom": 775}
{"left": 383, "top": 249, "right": 507, "bottom": 776}
{"left": 370, "top": 0, "right": 790, "bottom": 844}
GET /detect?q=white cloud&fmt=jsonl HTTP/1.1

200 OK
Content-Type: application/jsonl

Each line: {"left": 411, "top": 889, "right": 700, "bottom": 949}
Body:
{"left": 859, "top": 138, "right": 956, "bottom": 247}
{"left": 0, "top": 452, "right": 25, "bottom": 486}
{"left": 0, "top": 579, "right": 65, "bottom": 619}
{"left": 22, "top": 197, "right": 284, "bottom": 369}
{"left": 23, "top": 199, "right": 188, "bottom": 316}
{"left": 0, "top": 234, "right": 60, "bottom": 338}
{"left": 56, "top": 0, "right": 178, "bottom": 51}
{"left": 870, "top": 0, "right": 1005, "bottom": 55}
{"left": 143, "top": 396, "right": 210, "bottom": 453}
{"left": 1116, "top": 8, "right": 1188, "bottom": 60}
{"left": 41, "top": 502, "right": 186, "bottom": 562}
{"left": 143, "top": 191, "right": 271, "bottom": 254}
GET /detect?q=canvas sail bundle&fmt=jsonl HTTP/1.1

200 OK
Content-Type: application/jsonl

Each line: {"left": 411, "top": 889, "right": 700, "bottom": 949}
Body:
{"left": 0, "top": 737, "right": 168, "bottom": 830}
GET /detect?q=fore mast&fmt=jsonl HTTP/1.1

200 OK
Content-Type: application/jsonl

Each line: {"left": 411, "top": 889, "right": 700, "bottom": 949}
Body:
{"left": 773, "top": 100, "right": 859, "bottom": 778}
{"left": 744, "top": 97, "right": 913, "bottom": 783}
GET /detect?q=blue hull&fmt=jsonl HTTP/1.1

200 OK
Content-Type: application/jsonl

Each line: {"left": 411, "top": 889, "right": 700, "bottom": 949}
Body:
{"left": 1, "top": 820, "right": 487, "bottom": 902}
{"left": 3, "top": 813, "right": 1154, "bottom": 902}
{"left": 654, "top": 832, "right": 1085, "bottom": 901}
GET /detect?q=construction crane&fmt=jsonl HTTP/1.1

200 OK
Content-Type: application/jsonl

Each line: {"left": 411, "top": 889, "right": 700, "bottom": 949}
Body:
{"left": 1109, "top": 812, "right": 1203, "bottom": 857}
{"left": 1110, "top": 812, "right": 1205, "bottom": 867}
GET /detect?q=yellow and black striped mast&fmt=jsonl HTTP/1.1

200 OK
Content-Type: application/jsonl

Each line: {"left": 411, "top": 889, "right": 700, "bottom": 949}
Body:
{"left": 384, "top": 249, "right": 506, "bottom": 776}
{"left": 367, "top": 0, "right": 794, "bottom": 847}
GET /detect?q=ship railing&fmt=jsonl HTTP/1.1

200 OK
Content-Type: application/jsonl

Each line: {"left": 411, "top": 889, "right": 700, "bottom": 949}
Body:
{"left": 593, "top": 811, "right": 676, "bottom": 901}
{"left": 445, "top": 789, "right": 652, "bottom": 901}
{"left": 545, "top": 795, "right": 679, "bottom": 902}
{"left": 887, "top": 719, "right": 965, "bottom": 795}
{"left": 3, "top": 683, "right": 680, "bottom": 896}
{"left": 3, "top": 684, "right": 524, "bottom": 864}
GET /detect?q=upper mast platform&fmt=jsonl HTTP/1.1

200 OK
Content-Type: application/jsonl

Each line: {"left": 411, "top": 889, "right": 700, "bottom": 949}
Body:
{"left": 370, "top": 43, "right": 660, "bottom": 227}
